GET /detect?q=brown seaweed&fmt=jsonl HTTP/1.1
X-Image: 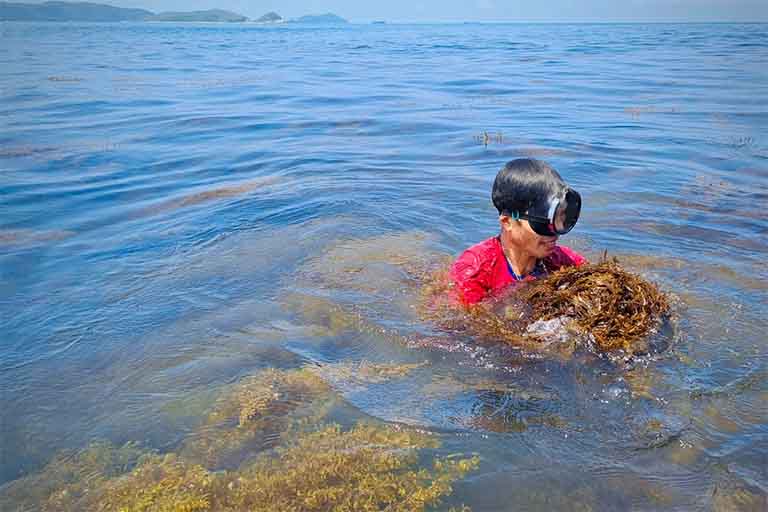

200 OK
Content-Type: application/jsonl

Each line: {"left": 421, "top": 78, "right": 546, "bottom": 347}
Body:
{"left": 516, "top": 258, "right": 670, "bottom": 353}
{"left": 179, "top": 368, "right": 335, "bottom": 469}
{"left": 1, "top": 423, "right": 478, "bottom": 512}
{"left": 0, "top": 441, "right": 146, "bottom": 512}
{"left": 107, "top": 424, "right": 477, "bottom": 512}
{"left": 420, "top": 256, "right": 671, "bottom": 355}
{"left": 0, "top": 365, "right": 480, "bottom": 512}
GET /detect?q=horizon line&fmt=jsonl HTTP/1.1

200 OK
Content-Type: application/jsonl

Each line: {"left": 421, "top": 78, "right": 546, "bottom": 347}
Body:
{"left": 352, "top": 19, "right": 768, "bottom": 24}
{"left": 3, "top": 19, "right": 767, "bottom": 24}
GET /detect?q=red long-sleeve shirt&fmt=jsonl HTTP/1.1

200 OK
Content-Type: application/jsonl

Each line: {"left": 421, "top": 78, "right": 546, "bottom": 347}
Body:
{"left": 449, "top": 236, "right": 587, "bottom": 305}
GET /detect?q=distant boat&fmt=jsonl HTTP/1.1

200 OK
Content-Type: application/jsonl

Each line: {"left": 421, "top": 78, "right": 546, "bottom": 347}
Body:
{"left": 372, "top": 21, "right": 386, "bottom": 24}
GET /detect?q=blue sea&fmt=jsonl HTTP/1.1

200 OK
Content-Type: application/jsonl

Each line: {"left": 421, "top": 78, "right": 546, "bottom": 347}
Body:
{"left": 1, "top": 21, "right": 767, "bottom": 510}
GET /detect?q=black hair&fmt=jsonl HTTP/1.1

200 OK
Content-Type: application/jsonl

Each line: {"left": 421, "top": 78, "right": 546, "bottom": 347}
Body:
{"left": 491, "top": 158, "right": 567, "bottom": 217}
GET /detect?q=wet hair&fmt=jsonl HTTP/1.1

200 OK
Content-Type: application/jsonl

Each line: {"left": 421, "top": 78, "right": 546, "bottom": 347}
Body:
{"left": 491, "top": 158, "right": 567, "bottom": 216}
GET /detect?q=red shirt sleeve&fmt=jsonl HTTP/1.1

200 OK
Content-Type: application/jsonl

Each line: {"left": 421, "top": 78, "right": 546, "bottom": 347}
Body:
{"left": 449, "top": 250, "right": 489, "bottom": 305}
{"left": 546, "top": 245, "right": 588, "bottom": 270}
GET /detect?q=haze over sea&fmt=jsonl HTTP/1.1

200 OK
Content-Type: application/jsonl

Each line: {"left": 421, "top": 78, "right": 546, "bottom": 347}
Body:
{"left": 1, "top": 21, "right": 767, "bottom": 509}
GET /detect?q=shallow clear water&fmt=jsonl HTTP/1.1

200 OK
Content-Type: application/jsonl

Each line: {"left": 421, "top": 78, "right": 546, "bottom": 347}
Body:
{"left": 1, "top": 21, "right": 766, "bottom": 510}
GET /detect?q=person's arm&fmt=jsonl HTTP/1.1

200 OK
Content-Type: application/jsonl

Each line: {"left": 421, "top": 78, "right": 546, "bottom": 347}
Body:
{"left": 558, "top": 245, "right": 587, "bottom": 266}
{"left": 545, "top": 245, "right": 588, "bottom": 272}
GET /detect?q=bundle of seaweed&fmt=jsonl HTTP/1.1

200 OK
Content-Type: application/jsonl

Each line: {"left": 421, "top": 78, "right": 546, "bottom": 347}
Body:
{"left": 418, "top": 257, "right": 670, "bottom": 356}
{"left": 516, "top": 258, "right": 670, "bottom": 353}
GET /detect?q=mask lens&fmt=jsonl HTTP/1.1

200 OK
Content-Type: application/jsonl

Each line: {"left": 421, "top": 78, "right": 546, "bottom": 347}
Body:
{"left": 553, "top": 189, "right": 581, "bottom": 234}
{"left": 528, "top": 218, "right": 556, "bottom": 236}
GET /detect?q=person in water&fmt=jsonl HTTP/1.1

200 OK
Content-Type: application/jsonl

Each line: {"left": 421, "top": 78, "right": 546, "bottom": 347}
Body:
{"left": 450, "top": 158, "right": 587, "bottom": 305}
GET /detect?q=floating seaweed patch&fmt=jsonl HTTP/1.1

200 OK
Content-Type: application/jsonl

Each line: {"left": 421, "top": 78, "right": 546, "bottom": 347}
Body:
{"left": 473, "top": 131, "right": 505, "bottom": 147}
{"left": 47, "top": 76, "right": 84, "bottom": 82}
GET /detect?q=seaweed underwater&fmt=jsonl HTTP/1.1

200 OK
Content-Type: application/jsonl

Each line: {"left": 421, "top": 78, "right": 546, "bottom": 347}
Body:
{"left": 0, "top": 367, "right": 480, "bottom": 512}
{"left": 178, "top": 368, "right": 336, "bottom": 470}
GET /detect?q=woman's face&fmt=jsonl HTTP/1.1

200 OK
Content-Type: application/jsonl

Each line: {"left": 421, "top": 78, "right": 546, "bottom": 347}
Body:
{"left": 501, "top": 215, "right": 558, "bottom": 259}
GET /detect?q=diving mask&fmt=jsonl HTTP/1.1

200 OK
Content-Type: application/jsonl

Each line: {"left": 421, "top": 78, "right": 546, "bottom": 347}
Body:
{"left": 517, "top": 187, "right": 581, "bottom": 237}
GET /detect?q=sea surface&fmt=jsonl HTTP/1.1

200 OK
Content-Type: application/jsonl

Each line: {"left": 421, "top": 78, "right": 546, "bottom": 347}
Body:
{"left": 1, "top": 21, "right": 767, "bottom": 510}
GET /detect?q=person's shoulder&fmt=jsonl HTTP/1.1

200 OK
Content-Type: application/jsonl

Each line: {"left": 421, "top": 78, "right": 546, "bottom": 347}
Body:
{"left": 450, "top": 237, "right": 501, "bottom": 279}
{"left": 545, "top": 245, "right": 588, "bottom": 270}
{"left": 449, "top": 237, "right": 502, "bottom": 304}
{"left": 453, "top": 237, "right": 501, "bottom": 266}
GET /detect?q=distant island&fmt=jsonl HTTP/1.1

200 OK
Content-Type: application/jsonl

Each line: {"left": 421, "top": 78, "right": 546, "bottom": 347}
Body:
{"left": 291, "top": 13, "right": 348, "bottom": 24}
{"left": 254, "top": 12, "right": 349, "bottom": 24}
{"left": 0, "top": 1, "right": 151, "bottom": 21}
{"left": 148, "top": 9, "right": 246, "bottom": 22}
{"left": 0, "top": 1, "right": 349, "bottom": 24}
{"left": 255, "top": 11, "right": 283, "bottom": 24}
{"left": 0, "top": 1, "right": 245, "bottom": 21}
{"left": 0, "top": 3, "right": 350, "bottom": 23}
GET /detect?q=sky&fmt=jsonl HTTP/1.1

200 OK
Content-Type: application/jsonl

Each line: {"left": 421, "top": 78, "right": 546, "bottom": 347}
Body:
{"left": 21, "top": 0, "right": 768, "bottom": 22}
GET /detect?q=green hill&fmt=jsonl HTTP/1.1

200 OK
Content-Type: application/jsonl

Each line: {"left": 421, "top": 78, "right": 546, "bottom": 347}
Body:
{"left": 0, "top": 2, "right": 248, "bottom": 22}
{"left": 291, "top": 13, "right": 348, "bottom": 24}
{"left": 148, "top": 9, "right": 247, "bottom": 22}
{"left": 255, "top": 11, "right": 282, "bottom": 23}
{"left": 0, "top": 1, "right": 151, "bottom": 21}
